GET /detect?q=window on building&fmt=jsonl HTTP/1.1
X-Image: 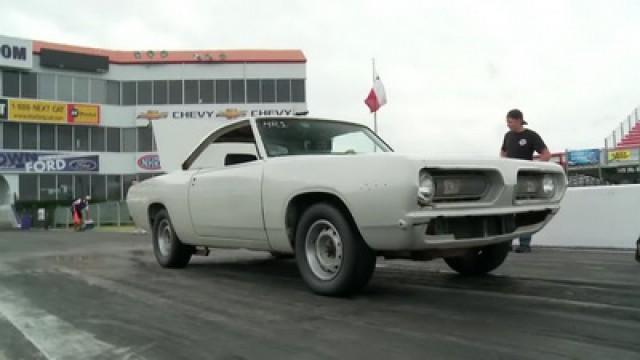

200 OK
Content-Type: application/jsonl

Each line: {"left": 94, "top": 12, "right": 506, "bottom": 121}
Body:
{"left": 277, "top": 79, "right": 291, "bottom": 103}
{"left": 90, "top": 127, "right": 105, "bottom": 152}
{"left": 57, "top": 75, "right": 73, "bottom": 101}
{"left": 57, "top": 125, "right": 73, "bottom": 151}
{"left": 138, "top": 173, "right": 153, "bottom": 182}
{"left": 123, "top": 175, "right": 138, "bottom": 198}
{"left": 74, "top": 126, "right": 89, "bottom": 151}
{"left": 137, "top": 81, "right": 152, "bottom": 105}
{"left": 107, "top": 127, "right": 120, "bottom": 152}
{"left": 90, "top": 175, "right": 106, "bottom": 202}
{"left": 153, "top": 80, "right": 167, "bottom": 105}
{"left": 292, "top": 79, "right": 306, "bottom": 102}
{"left": 39, "top": 175, "right": 56, "bottom": 201}
{"left": 39, "top": 124, "right": 55, "bottom": 150}
{"left": 20, "top": 72, "right": 37, "bottom": 99}
{"left": 3, "top": 122, "right": 20, "bottom": 149}
{"left": 137, "top": 126, "right": 153, "bottom": 152}
{"left": 184, "top": 80, "right": 199, "bottom": 104}
{"left": 199, "top": 80, "right": 214, "bottom": 103}
{"left": 261, "top": 79, "right": 275, "bottom": 103}
{"left": 19, "top": 175, "right": 38, "bottom": 201}
{"left": 74, "top": 175, "right": 90, "bottom": 199}
{"left": 215, "top": 80, "right": 230, "bottom": 104}
{"left": 2, "top": 71, "right": 19, "bottom": 97}
{"left": 90, "top": 79, "right": 107, "bottom": 104}
{"left": 169, "top": 80, "right": 182, "bottom": 104}
{"left": 107, "top": 175, "right": 122, "bottom": 201}
{"left": 122, "top": 128, "right": 136, "bottom": 152}
{"left": 21, "top": 123, "right": 38, "bottom": 150}
{"left": 38, "top": 73, "right": 56, "bottom": 100}
{"left": 58, "top": 175, "right": 73, "bottom": 202}
{"left": 231, "top": 79, "right": 245, "bottom": 103}
{"left": 73, "top": 77, "right": 89, "bottom": 103}
{"left": 122, "top": 81, "right": 136, "bottom": 105}
{"left": 247, "top": 79, "right": 259, "bottom": 103}
{"left": 106, "top": 80, "right": 120, "bottom": 105}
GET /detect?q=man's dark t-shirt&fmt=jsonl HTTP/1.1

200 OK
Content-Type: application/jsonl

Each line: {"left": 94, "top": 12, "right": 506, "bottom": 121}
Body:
{"left": 501, "top": 129, "right": 546, "bottom": 160}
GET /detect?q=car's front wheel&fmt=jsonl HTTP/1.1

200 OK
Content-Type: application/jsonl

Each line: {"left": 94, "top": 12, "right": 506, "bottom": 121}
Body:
{"left": 295, "top": 203, "right": 376, "bottom": 296}
{"left": 152, "top": 209, "right": 193, "bottom": 268}
{"left": 444, "top": 241, "right": 512, "bottom": 275}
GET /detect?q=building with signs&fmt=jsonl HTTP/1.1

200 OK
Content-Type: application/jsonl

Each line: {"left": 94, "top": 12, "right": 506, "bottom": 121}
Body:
{"left": 0, "top": 34, "right": 307, "bottom": 226}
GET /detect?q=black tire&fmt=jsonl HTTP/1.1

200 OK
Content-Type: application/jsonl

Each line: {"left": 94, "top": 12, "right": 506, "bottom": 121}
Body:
{"left": 152, "top": 209, "right": 193, "bottom": 268}
{"left": 295, "top": 203, "right": 376, "bottom": 296}
{"left": 635, "top": 239, "right": 640, "bottom": 263}
{"left": 444, "top": 241, "right": 511, "bottom": 276}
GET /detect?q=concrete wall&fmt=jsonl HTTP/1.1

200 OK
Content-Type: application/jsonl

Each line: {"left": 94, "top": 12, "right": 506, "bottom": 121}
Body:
{"left": 534, "top": 185, "right": 640, "bottom": 249}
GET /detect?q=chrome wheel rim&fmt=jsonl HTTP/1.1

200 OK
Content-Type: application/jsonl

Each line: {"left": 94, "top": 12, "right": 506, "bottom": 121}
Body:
{"left": 157, "top": 219, "right": 172, "bottom": 257}
{"left": 305, "top": 220, "right": 343, "bottom": 280}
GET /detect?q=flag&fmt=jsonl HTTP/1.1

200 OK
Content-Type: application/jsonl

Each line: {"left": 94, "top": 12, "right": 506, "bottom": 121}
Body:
{"left": 364, "top": 74, "right": 387, "bottom": 113}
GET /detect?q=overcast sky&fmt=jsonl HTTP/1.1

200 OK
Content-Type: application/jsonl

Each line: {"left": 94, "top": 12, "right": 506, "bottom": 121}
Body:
{"left": 2, "top": 0, "right": 639, "bottom": 157}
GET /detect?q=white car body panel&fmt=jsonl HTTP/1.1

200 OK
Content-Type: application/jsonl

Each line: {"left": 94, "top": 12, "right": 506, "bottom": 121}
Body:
{"left": 127, "top": 117, "right": 567, "bottom": 255}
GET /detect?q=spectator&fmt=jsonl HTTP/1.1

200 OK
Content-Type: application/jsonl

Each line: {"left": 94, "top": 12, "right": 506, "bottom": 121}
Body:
{"left": 500, "top": 109, "right": 551, "bottom": 253}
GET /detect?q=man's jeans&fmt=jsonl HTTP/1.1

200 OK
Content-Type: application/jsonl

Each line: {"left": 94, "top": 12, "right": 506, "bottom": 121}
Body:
{"left": 519, "top": 235, "right": 532, "bottom": 248}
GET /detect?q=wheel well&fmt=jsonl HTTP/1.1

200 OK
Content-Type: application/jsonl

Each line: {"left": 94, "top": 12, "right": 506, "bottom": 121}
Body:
{"left": 285, "top": 192, "right": 361, "bottom": 248}
{"left": 148, "top": 203, "right": 166, "bottom": 228}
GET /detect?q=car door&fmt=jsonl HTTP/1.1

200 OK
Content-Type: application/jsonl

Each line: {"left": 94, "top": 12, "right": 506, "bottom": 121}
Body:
{"left": 187, "top": 128, "right": 267, "bottom": 243}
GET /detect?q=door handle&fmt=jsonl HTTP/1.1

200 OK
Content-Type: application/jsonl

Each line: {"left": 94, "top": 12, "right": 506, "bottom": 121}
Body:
{"left": 191, "top": 177, "right": 197, "bottom": 185}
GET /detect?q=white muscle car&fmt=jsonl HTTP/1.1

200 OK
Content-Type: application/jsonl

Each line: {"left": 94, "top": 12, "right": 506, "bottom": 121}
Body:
{"left": 127, "top": 117, "right": 567, "bottom": 296}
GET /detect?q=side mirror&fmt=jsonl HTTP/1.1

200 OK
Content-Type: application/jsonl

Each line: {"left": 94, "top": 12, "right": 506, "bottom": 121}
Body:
{"left": 224, "top": 153, "right": 258, "bottom": 166}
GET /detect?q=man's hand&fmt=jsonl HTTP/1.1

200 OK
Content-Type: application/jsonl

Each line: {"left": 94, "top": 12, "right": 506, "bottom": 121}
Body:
{"left": 538, "top": 148, "right": 552, "bottom": 161}
{"left": 500, "top": 150, "right": 507, "bottom": 158}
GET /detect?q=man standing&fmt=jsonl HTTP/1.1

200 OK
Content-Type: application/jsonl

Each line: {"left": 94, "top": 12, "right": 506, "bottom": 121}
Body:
{"left": 500, "top": 109, "right": 551, "bottom": 253}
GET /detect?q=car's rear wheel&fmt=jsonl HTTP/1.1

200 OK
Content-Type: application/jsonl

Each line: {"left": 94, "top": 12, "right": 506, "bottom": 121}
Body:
{"left": 295, "top": 203, "right": 376, "bottom": 296}
{"left": 444, "top": 241, "right": 512, "bottom": 275}
{"left": 635, "top": 238, "right": 640, "bottom": 262}
{"left": 152, "top": 209, "right": 193, "bottom": 268}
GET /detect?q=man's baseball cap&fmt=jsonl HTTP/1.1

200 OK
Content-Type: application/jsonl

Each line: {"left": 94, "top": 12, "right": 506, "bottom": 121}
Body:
{"left": 507, "top": 109, "right": 527, "bottom": 125}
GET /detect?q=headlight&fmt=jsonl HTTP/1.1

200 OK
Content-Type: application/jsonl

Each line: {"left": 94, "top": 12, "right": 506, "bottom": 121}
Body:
{"left": 418, "top": 172, "right": 434, "bottom": 205}
{"left": 542, "top": 174, "right": 555, "bottom": 196}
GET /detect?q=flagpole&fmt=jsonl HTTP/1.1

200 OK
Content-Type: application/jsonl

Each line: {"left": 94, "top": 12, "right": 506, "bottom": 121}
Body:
{"left": 372, "top": 57, "right": 378, "bottom": 134}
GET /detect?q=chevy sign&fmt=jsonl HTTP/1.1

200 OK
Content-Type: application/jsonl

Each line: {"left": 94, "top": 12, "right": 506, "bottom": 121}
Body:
{"left": 0, "top": 35, "right": 32, "bottom": 70}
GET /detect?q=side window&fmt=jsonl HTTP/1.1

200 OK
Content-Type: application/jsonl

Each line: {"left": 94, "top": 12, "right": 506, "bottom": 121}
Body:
{"left": 189, "top": 123, "right": 258, "bottom": 170}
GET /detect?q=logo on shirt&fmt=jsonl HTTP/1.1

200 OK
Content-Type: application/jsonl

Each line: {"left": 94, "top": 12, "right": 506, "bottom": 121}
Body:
{"left": 519, "top": 139, "right": 528, "bottom": 146}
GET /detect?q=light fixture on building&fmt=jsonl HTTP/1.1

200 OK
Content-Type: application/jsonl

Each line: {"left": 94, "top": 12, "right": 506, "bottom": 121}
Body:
{"left": 134, "top": 51, "right": 142, "bottom": 59}
{"left": 192, "top": 53, "right": 201, "bottom": 60}
{"left": 147, "top": 50, "right": 155, "bottom": 58}
{"left": 219, "top": 53, "right": 227, "bottom": 61}
{"left": 203, "top": 54, "right": 212, "bottom": 61}
{"left": 160, "top": 50, "right": 168, "bottom": 58}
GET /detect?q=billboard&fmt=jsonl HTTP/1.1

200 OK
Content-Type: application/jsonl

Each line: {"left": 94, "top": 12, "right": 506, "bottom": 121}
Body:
{"left": 137, "top": 153, "right": 162, "bottom": 171}
{"left": 67, "top": 103, "right": 100, "bottom": 125}
{"left": 0, "top": 98, "right": 6, "bottom": 120}
{"left": 8, "top": 99, "right": 67, "bottom": 123}
{"left": 0, "top": 35, "right": 32, "bottom": 70}
{"left": 567, "top": 149, "right": 601, "bottom": 167}
{"left": 607, "top": 149, "right": 639, "bottom": 164}
{"left": 0, "top": 152, "right": 99, "bottom": 173}
{"left": 1, "top": 98, "right": 100, "bottom": 125}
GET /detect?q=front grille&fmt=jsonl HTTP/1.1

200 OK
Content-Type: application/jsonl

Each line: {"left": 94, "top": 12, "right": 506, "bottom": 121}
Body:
{"left": 430, "top": 170, "right": 490, "bottom": 203}
{"left": 425, "top": 210, "right": 550, "bottom": 239}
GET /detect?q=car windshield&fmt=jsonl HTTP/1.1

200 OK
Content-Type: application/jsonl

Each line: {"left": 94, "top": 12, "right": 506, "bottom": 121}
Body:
{"left": 256, "top": 118, "right": 391, "bottom": 157}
